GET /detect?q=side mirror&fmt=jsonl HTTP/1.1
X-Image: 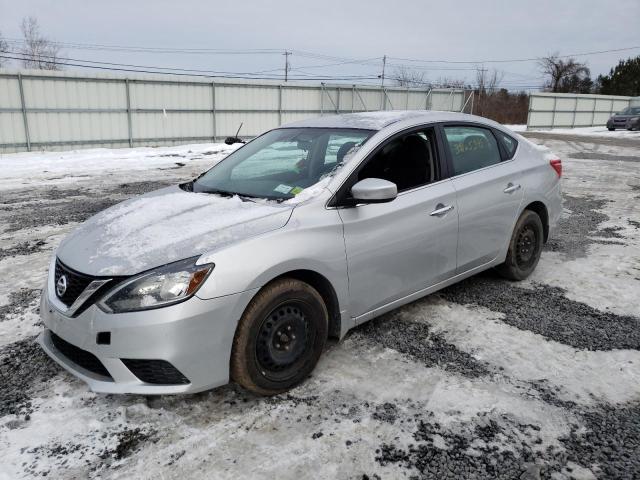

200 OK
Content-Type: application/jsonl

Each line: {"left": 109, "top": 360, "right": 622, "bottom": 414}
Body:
{"left": 350, "top": 178, "right": 397, "bottom": 204}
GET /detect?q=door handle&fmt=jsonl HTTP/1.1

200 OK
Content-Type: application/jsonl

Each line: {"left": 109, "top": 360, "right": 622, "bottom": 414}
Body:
{"left": 430, "top": 203, "right": 454, "bottom": 217}
{"left": 503, "top": 183, "right": 521, "bottom": 194}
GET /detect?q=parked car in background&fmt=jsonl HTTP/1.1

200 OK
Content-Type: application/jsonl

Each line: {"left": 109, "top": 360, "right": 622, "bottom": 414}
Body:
{"left": 606, "top": 106, "right": 640, "bottom": 131}
{"left": 39, "top": 111, "right": 562, "bottom": 396}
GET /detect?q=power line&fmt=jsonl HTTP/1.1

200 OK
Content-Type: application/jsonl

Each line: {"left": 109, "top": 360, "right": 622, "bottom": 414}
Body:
{"left": 388, "top": 45, "right": 640, "bottom": 65}
{"left": 0, "top": 52, "right": 385, "bottom": 82}
{"left": 3, "top": 38, "right": 284, "bottom": 55}
{"left": 6, "top": 37, "right": 639, "bottom": 65}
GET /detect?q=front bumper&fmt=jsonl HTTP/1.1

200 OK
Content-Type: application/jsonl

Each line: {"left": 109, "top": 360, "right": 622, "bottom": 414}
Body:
{"left": 39, "top": 280, "right": 257, "bottom": 394}
{"left": 626, "top": 118, "right": 640, "bottom": 130}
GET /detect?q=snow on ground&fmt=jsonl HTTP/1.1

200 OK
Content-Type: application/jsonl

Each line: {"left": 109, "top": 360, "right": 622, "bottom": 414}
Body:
{"left": 0, "top": 134, "right": 639, "bottom": 479}
{"left": 0, "top": 143, "right": 239, "bottom": 191}
{"left": 527, "top": 125, "right": 640, "bottom": 138}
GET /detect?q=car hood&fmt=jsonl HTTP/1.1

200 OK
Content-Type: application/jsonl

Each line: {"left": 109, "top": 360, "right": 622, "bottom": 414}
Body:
{"left": 57, "top": 185, "right": 294, "bottom": 276}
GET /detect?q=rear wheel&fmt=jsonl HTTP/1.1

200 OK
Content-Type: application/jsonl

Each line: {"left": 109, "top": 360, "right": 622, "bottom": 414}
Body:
{"left": 496, "top": 210, "right": 544, "bottom": 281}
{"left": 231, "top": 278, "right": 328, "bottom": 395}
{"left": 608, "top": 127, "right": 615, "bottom": 131}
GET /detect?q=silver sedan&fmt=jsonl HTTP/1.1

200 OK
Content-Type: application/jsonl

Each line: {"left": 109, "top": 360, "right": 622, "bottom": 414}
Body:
{"left": 39, "top": 111, "right": 562, "bottom": 395}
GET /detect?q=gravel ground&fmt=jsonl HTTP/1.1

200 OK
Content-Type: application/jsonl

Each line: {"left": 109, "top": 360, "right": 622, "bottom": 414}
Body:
{"left": 0, "top": 136, "right": 639, "bottom": 479}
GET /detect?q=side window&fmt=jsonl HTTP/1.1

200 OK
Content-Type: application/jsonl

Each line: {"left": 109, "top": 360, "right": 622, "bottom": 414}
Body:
{"left": 443, "top": 126, "right": 502, "bottom": 176}
{"left": 358, "top": 129, "right": 438, "bottom": 192}
{"left": 495, "top": 130, "right": 518, "bottom": 159}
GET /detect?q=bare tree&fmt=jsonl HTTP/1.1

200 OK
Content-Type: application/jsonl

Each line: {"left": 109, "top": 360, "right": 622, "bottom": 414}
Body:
{"left": 539, "top": 54, "right": 589, "bottom": 92}
{"left": 433, "top": 76, "right": 466, "bottom": 89}
{"left": 0, "top": 31, "right": 8, "bottom": 67}
{"left": 19, "top": 17, "right": 62, "bottom": 70}
{"left": 475, "top": 67, "right": 503, "bottom": 94}
{"left": 392, "top": 66, "right": 426, "bottom": 87}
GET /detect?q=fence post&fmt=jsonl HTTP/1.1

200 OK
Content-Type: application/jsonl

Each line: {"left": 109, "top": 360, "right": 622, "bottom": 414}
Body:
{"left": 278, "top": 84, "right": 283, "bottom": 126}
{"left": 336, "top": 87, "right": 340, "bottom": 113}
{"left": 351, "top": 85, "right": 355, "bottom": 113}
{"left": 571, "top": 97, "right": 578, "bottom": 128}
{"left": 211, "top": 81, "right": 217, "bottom": 141}
{"left": 552, "top": 96, "right": 558, "bottom": 129}
{"left": 609, "top": 99, "right": 615, "bottom": 119}
{"left": 380, "top": 88, "right": 385, "bottom": 110}
{"left": 17, "top": 73, "right": 31, "bottom": 152}
{"left": 320, "top": 83, "right": 324, "bottom": 116}
{"left": 406, "top": 87, "right": 410, "bottom": 110}
{"left": 125, "top": 79, "right": 133, "bottom": 147}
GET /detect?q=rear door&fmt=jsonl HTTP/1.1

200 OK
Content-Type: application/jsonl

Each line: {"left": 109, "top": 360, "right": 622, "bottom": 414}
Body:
{"left": 440, "top": 124, "right": 523, "bottom": 273}
{"left": 335, "top": 126, "right": 458, "bottom": 319}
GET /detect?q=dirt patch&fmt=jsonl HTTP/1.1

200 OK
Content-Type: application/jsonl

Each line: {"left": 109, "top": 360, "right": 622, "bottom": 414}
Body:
{"left": 0, "top": 240, "right": 48, "bottom": 261}
{"left": 355, "top": 316, "right": 491, "bottom": 377}
{"left": 567, "top": 152, "right": 640, "bottom": 162}
{"left": 439, "top": 277, "right": 640, "bottom": 351}
{"left": 0, "top": 288, "right": 41, "bottom": 322}
{"left": 0, "top": 336, "right": 60, "bottom": 417}
{"left": 545, "top": 195, "right": 623, "bottom": 259}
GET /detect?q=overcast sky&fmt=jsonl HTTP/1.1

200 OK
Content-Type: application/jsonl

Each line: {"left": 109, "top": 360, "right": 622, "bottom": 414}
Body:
{"left": 0, "top": 0, "right": 638, "bottom": 90}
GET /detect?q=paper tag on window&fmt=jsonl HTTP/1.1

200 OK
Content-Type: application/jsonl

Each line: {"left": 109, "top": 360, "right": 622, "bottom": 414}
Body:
{"left": 274, "top": 184, "right": 293, "bottom": 194}
{"left": 290, "top": 186, "right": 304, "bottom": 195}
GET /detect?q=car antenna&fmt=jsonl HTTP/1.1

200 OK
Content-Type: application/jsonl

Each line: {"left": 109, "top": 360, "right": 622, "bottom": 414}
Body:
{"left": 225, "top": 123, "right": 245, "bottom": 145}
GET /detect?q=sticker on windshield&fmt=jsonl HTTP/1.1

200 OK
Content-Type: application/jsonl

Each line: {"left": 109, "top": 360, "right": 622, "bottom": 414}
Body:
{"left": 290, "top": 186, "right": 304, "bottom": 195}
{"left": 274, "top": 184, "right": 293, "bottom": 194}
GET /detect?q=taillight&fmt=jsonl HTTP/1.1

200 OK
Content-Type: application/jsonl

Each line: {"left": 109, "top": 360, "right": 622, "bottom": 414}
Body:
{"left": 550, "top": 159, "right": 562, "bottom": 177}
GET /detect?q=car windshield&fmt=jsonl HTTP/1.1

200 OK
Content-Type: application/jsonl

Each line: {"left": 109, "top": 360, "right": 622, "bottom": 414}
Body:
{"left": 193, "top": 128, "right": 374, "bottom": 200}
{"left": 619, "top": 107, "right": 640, "bottom": 115}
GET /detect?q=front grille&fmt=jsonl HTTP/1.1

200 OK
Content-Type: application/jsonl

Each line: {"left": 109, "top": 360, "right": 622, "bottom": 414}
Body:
{"left": 122, "top": 359, "right": 190, "bottom": 385}
{"left": 50, "top": 332, "right": 112, "bottom": 379}
{"left": 54, "top": 259, "right": 95, "bottom": 307}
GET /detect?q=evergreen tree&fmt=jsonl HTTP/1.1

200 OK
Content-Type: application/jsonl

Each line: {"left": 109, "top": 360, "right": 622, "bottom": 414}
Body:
{"left": 597, "top": 57, "right": 640, "bottom": 96}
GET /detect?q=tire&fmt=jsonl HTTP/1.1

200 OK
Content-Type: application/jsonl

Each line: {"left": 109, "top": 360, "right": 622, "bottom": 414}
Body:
{"left": 230, "top": 278, "right": 328, "bottom": 395}
{"left": 608, "top": 127, "right": 615, "bottom": 131}
{"left": 496, "top": 210, "right": 544, "bottom": 281}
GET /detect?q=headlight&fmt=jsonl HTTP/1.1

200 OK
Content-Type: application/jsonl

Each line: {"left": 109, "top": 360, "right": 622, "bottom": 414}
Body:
{"left": 99, "top": 257, "right": 214, "bottom": 313}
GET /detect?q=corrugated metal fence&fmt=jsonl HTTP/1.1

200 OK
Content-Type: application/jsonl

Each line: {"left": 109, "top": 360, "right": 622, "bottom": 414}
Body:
{"left": 0, "top": 69, "right": 471, "bottom": 153}
{"left": 527, "top": 92, "right": 637, "bottom": 129}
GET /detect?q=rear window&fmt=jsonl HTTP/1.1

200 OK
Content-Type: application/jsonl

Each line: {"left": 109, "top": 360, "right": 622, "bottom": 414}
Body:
{"left": 495, "top": 130, "right": 518, "bottom": 159}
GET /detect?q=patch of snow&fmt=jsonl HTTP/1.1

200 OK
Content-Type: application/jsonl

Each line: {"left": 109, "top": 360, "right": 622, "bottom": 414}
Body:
{"left": 59, "top": 187, "right": 292, "bottom": 275}
{"left": 410, "top": 298, "right": 640, "bottom": 405}
{"left": 529, "top": 126, "right": 640, "bottom": 139}
{"left": 0, "top": 143, "right": 240, "bottom": 191}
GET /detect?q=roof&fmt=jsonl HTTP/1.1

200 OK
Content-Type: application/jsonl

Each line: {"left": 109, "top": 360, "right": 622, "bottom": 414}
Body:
{"left": 281, "top": 110, "right": 485, "bottom": 131}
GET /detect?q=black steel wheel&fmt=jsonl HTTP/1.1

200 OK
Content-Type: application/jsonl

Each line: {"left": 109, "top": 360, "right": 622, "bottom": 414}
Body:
{"left": 496, "top": 210, "right": 544, "bottom": 281}
{"left": 231, "top": 278, "right": 328, "bottom": 395}
{"left": 255, "top": 301, "right": 316, "bottom": 382}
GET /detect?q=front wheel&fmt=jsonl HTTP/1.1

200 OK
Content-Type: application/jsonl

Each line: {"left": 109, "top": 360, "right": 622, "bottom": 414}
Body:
{"left": 496, "top": 210, "right": 544, "bottom": 281}
{"left": 608, "top": 127, "right": 615, "bottom": 131}
{"left": 231, "top": 278, "right": 328, "bottom": 395}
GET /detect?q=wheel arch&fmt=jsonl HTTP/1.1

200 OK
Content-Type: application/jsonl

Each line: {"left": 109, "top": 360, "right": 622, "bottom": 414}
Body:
{"left": 259, "top": 269, "right": 342, "bottom": 340}
{"left": 522, "top": 200, "right": 549, "bottom": 242}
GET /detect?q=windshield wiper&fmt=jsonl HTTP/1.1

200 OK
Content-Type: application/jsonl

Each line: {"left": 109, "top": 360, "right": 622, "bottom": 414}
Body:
{"left": 199, "top": 188, "right": 260, "bottom": 203}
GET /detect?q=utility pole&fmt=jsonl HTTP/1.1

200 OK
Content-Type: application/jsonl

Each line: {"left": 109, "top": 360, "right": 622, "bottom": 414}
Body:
{"left": 283, "top": 50, "right": 291, "bottom": 82}
{"left": 380, "top": 55, "right": 387, "bottom": 87}
{"left": 478, "top": 66, "right": 487, "bottom": 116}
